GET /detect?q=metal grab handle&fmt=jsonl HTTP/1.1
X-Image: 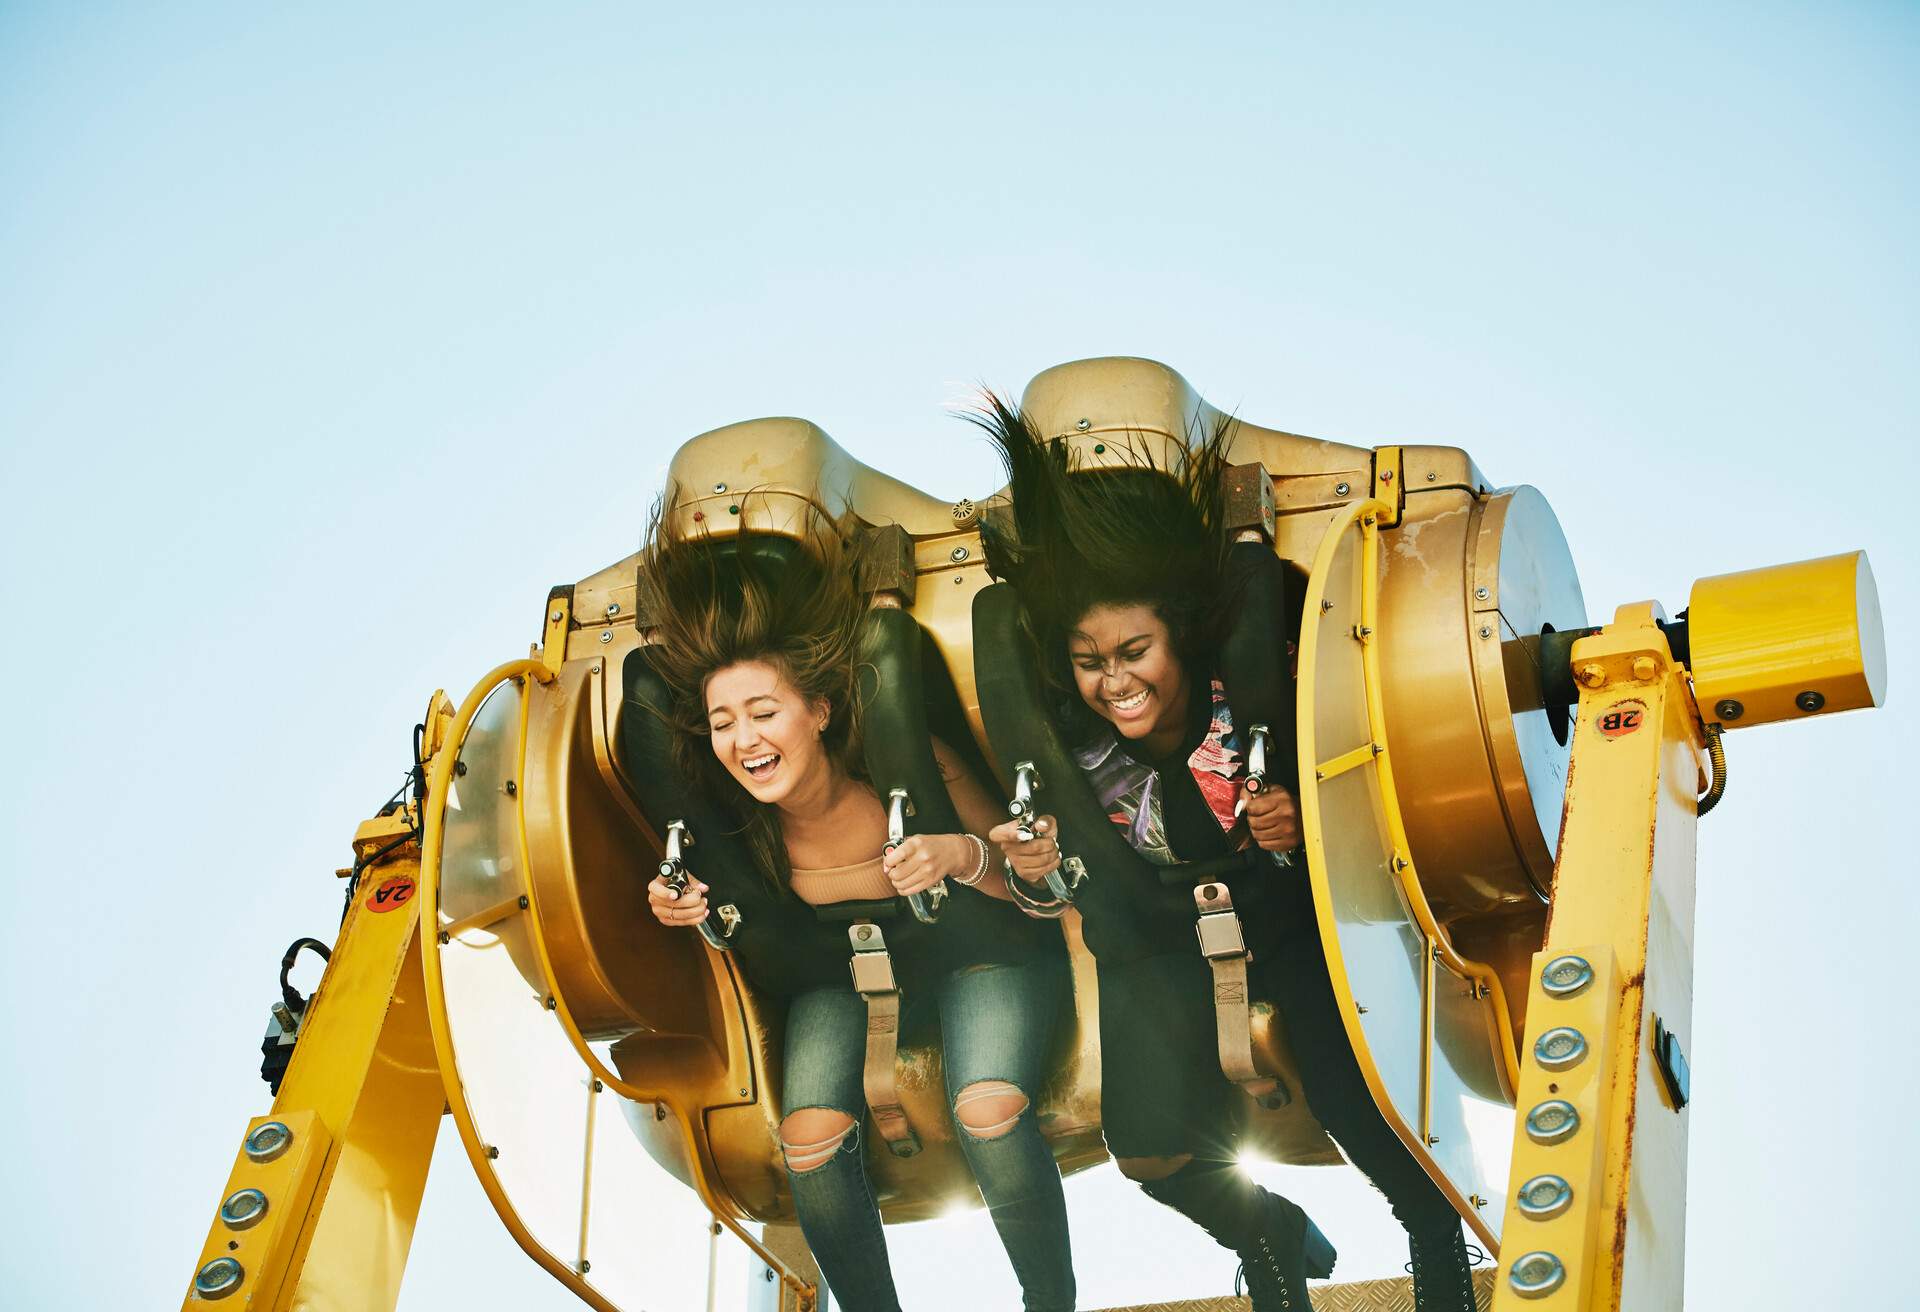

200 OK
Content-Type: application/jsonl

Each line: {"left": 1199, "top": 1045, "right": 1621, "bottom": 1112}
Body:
{"left": 659, "top": 818, "right": 736, "bottom": 951}
{"left": 1010, "top": 760, "right": 1044, "bottom": 839}
{"left": 884, "top": 788, "right": 947, "bottom": 924}
{"left": 1243, "top": 724, "right": 1272, "bottom": 795}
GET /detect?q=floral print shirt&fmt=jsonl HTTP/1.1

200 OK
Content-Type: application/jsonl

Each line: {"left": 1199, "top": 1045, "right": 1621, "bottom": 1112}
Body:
{"left": 1073, "top": 679, "right": 1246, "bottom": 866}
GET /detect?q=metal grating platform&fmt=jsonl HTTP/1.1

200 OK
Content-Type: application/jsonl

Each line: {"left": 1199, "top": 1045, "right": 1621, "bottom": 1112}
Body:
{"left": 1094, "top": 1267, "right": 1495, "bottom": 1311}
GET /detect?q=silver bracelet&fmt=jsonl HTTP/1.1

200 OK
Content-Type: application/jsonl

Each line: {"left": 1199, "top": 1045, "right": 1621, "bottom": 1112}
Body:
{"left": 954, "top": 833, "right": 990, "bottom": 886}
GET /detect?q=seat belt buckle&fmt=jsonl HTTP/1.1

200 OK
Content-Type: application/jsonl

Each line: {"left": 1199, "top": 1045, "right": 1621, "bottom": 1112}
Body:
{"left": 848, "top": 922, "right": 899, "bottom": 994}
{"left": 1194, "top": 881, "right": 1248, "bottom": 960}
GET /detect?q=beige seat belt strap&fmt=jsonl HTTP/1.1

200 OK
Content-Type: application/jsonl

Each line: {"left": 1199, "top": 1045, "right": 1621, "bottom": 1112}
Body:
{"left": 848, "top": 921, "right": 920, "bottom": 1157}
{"left": 1194, "top": 881, "right": 1291, "bottom": 1110}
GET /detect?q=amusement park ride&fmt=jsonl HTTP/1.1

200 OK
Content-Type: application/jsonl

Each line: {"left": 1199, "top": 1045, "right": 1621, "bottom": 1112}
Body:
{"left": 181, "top": 357, "right": 1886, "bottom": 1312}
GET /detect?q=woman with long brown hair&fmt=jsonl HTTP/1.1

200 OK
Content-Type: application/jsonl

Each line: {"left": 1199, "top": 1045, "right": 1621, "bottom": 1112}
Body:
{"left": 975, "top": 397, "right": 1479, "bottom": 1312}
{"left": 634, "top": 496, "right": 1076, "bottom": 1312}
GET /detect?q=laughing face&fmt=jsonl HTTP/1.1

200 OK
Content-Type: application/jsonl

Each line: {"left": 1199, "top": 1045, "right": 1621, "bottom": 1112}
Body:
{"left": 1068, "top": 603, "right": 1192, "bottom": 758}
{"left": 704, "top": 658, "right": 832, "bottom": 810}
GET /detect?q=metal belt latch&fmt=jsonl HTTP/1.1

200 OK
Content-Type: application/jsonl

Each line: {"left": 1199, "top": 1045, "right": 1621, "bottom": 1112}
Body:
{"left": 1194, "top": 882, "right": 1248, "bottom": 960}
{"left": 848, "top": 922, "right": 898, "bottom": 995}
{"left": 848, "top": 920, "right": 919, "bottom": 1157}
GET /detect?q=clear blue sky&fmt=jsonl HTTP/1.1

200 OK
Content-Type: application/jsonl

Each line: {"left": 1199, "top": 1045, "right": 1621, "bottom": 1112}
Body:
{"left": 2, "top": 4, "right": 1913, "bottom": 1309}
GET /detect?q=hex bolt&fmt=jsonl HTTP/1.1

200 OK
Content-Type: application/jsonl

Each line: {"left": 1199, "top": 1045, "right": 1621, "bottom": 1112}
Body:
{"left": 485, "top": 1144, "right": 499, "bottom": 1159}
{"left": 1796, "top": 689, "right": 1826, "bottom": 713}
{"left": 1577, "top": 663, "right": 1608, "bottom": 689}
{"left": 1716, "top": 698, "right": 1745, "bottom": 721}
{"left": 1632, "top": 655, "right": 1658, "bottom": 681}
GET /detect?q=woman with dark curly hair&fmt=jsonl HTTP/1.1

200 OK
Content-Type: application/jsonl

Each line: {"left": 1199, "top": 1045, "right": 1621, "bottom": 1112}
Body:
{"left": 634, "top": 494, "right": 1075, "bottom": 1312}
{"left": 974, "top": 397, "right": 1478, "bottom": 1312}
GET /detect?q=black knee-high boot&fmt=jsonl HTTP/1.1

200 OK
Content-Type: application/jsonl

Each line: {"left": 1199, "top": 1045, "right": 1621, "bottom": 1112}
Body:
{"left": 1408, "top": 1224, "right": 1478, "bottom": 1312}
{"left": 1136, "top": 1159, "right": 1335, "bottom": 1310}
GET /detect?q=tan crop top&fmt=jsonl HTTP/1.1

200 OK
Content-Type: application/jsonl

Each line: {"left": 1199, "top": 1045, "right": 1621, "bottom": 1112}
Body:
{"left": 788, "top": 855, "right": 894, "bottom": 906}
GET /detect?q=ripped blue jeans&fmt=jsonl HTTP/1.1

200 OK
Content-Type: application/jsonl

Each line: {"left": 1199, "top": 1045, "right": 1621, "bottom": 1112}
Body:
{"left": 779, "top": 958, "right": 1075, "bottom": 1312}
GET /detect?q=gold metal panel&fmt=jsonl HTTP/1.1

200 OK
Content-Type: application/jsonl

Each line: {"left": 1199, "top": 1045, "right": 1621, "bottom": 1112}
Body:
{"left": 1298, "top": 503, "right": 1522, "bottom": 1251}
{"left": 1688, "top": 550, "right": 1886, "bottom": 728}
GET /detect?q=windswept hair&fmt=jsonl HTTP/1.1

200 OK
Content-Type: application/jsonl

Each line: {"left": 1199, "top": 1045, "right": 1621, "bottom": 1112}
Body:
{"left": 636, "top": 492, "right": 867, "bottom": 889}
{"left": 968, "top": 392, "right": 1239, "bottom": 740}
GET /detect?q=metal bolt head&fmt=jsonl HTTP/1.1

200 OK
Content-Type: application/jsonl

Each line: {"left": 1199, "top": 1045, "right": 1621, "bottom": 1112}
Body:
{"left": 1795, "top": 689, "right": 1826, "bottom": 713}
{"left": 712, "top": 482, "right": 728, "bottom": 494}
{"left": 1478, "top": 625, "right": 1493, "bottom": 640}
{"left": 1508, "top": 1251, "right": 1566, "bottom": 1298}
{"left": 243, "top": 1121, "right": 293, "bottom": 1164}
{"left": 1534, "top": 1026, "right": 1589, "bottom": 1071}
{"left": 1577, "top": 663, "right": 1608, "bottom": 689}
{"left": 590, "top": 664, "right": 600, "bottom": 674}
{"left": 949, "top": 546, "right": 969, "bottom": 563}
{"left": 1335, "top": 481, "right": 1351, "bottom": 496}
{"left": 220, "top": 1188, "right": 269, "bottom": 1231}
{"left": 194, "top": 1257, "right": 245, "bottom": 1299}
{"left": 1475, "top": 586, "right": 1490, "bottom": 601}
{"left": 1075, "top": 418, "right": 1091, "bottom": 431}
{"left": 1426, "top": 470, "right": 1438, "bottom": 482}
{"left": 1516, "top": 1174, "right": 1574, "bottom": 1221}
{"left": 856, "top": 925, "right": 873, "bottom": 941}
{"left": 607, "top": 602, "right": 620, "bottom": 616}
{"left": 599, "top": 630, "right": 612, "bottom": 644}
{"left": 1632, "top": 655, "right": 1657, "bottom": 681}
{"left": 1715, "top": 698, "right": 1744, "bottom": 722}
{"left": 953, "top": 575, "right": 963, "bottom": 585}
{"left": 1541, "top": 954, "right": 1595, "bottom": 999}
{"left": 549, "top": 610, "right": 562, "bottom": 623}
{"left": 1525, "top": 1099, "right": 1580, "bottom": 1145}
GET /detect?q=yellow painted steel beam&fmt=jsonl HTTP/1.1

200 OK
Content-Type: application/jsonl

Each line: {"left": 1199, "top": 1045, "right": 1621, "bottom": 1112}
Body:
{"left": 1493, "top": 603, "right": 1700, "bottom": 1311}
{"left": 183, "top": 833, "right": 442, "bottom": 1310}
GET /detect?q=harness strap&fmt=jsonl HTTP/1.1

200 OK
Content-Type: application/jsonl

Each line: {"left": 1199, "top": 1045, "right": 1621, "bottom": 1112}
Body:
{"left": 848, "top": 921, "right": 920, "bottom": 1157}
{"left": 1193, "top": 882, "right": 1291, "bottom": 1110}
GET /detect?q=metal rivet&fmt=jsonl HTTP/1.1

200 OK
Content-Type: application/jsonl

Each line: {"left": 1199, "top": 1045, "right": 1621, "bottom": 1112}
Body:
{"left": 856, "top": 925, "right": 873, "bottom": 941}
{"left": 712, "top": 482, "right": 728, "bottom": 494}
{"left": 1715, "top": 698, "right": 1744, "bottom": 722}
{"left": 455, "top": 759, "right": 467, "bottom": 776}
{"left": 485, "top": 1144, "right": 499, "bottom": 1159}
{"left": 1380, "top": 469, "right": 1393, "bottom": 482}
{"left": 1075, "top": 418, "right": 1091, "bottom": 431}
{"left": 600, "top": 631, "right": 613, "bottom": 644}
{"left": 740, "top": 1087, "right": 749, "bottom": 1097}
{"left": 504, "top": 780, "right": 516, "bottom": 796}
{"left": 1535, "top": 1026, "right": 1589, "bottom": 1070}
{"left": 1516, "top": 1174, "right": 1574, "bottom": 1221}
{"left": 219, "top": 1188, "right": 269, "bottom": 1231}
{"left": 1541, "top": 954, "right": 1594, "bottom": 999}
{"left": 1795, "top": 689, "right": 1826, "bottom": 713}
{"left": 549, "top": 610, "right": 562, "bottom": 623}
{"left": 518, "top": 894, "right": 530, "bottom": 909}
{"left": 607, "top": 602, "right": 620, "bottom": 616}
{"left": 1335, "top": 481, "right": 1351, "bottom": 496}
{"left": 544, "top": 995, "right": 556, "bottom": 1010}
{"left": 950, "top": 546, "right": 969, "bottom": 562}
{"left": 1321, "top": 599, "right": 1334, "bottom": 612}
{"left": 590, "top": 665, "right": 600, "bottom": 674}
{"left": 1525, "top": 1099, "right": 1580, "bottom": 1145}
{"left": 1426, "top": 470, "right": 1438, "bottom": 482}
{"left": 1508, "top": 1251, "right": 1567, "bottom": 1298}
{"left": 579, "top": 1260, "right": 591, "bottom": 1274}
{"left": 1474, "top": 586, "right": 1490, "bottom": 601}
{"left": 194, "top": 1257, "right": 245, "bottom": 1299}
{"left": 244, "top": 1121, "right": 293, "bottom": 1164}
{"left": 1479, "top": 625, "right": 1493, "bottom": 639}
{"left": 953, "top": 575, "right": 963, "bottom": 584}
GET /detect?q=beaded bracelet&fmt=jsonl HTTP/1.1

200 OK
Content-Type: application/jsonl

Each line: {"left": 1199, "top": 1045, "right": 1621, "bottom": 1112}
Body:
{"left": 954, "top": 833, "right": 991, "bottom": 886}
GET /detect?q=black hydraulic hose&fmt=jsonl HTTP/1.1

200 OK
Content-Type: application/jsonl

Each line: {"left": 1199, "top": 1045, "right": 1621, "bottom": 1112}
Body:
{"left": 279, "top": 937, "right": 333, "bottom": 1012}
{"left": 1696, "top": 724, "right": 1728, "bottom": 817}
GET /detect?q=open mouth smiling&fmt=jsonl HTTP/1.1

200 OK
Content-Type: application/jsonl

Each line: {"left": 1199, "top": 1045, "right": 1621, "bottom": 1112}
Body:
{"left": 742, "top": 752, "right": 781, "bottom": 780}
{"left": 1106, "top": 688, "right": 1150, "bottom": 717}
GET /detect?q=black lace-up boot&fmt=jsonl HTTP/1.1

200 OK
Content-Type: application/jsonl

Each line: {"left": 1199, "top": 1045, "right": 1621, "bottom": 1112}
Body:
{"left": 1408, "top": 1225, "right": 1478, "bottom": 1312}
{"left": 1138, "top": 1160, "right": 1335, "bottom": 1312}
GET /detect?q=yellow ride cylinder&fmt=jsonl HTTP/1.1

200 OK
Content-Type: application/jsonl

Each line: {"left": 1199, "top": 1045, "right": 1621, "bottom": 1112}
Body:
{"left": 1688, "top": 551, "right": 1886, "bottom": 729}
